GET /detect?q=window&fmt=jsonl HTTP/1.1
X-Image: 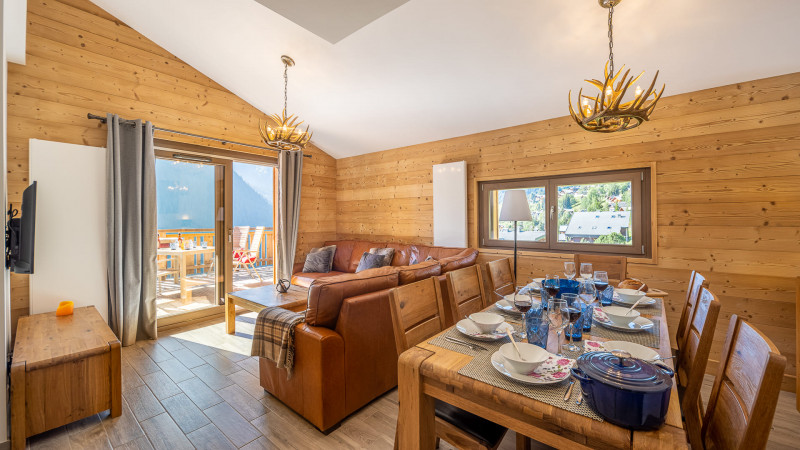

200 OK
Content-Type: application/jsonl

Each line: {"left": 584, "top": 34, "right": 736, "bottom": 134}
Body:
{"left": 478, "top": 168, "right": 651, "bottom": 256}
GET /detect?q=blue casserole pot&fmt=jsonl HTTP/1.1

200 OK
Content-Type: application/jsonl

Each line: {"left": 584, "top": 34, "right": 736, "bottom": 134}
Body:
{"left": 570, "top": 350, "right": 673, "bottom": 430}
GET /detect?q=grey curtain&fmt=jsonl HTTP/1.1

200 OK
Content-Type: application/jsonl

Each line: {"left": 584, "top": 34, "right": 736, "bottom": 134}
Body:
{"left": 106, "top": 113, "right": 158, "bottom": 346}
{"left": 276, "top": 150, "right": 303, "bottom": 283}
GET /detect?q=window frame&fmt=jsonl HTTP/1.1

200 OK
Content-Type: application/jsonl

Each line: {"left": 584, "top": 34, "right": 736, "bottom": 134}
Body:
{"left": 478, "top": 168, "right": 651, "bottom": 257}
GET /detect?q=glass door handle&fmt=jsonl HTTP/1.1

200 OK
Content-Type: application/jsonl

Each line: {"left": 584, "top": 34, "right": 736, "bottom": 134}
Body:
{"left": 550, "top": 206, "right": 555, "bottom": 220}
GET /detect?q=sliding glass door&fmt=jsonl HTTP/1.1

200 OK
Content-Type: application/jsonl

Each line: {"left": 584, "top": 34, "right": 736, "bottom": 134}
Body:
{"left": 155, "top": 154, "right": 227, "bottom": 321}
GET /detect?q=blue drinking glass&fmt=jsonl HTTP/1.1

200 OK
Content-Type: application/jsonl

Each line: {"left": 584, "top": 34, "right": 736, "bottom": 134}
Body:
{"left": 600, "top": 285, "right": 615, "bottom": 307}
{"left": 525, "top": 300, "right": 549, "bottom": 349}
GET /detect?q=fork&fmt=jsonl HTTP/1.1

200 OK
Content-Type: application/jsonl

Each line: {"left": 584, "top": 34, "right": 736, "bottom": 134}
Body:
{"left": 445, "top": 336, "right": 488, "bottom": 351}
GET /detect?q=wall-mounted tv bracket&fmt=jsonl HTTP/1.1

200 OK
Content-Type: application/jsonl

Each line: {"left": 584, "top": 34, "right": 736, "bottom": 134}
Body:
{"left": 5, "top": 204, "right": 19, "bottom": 269}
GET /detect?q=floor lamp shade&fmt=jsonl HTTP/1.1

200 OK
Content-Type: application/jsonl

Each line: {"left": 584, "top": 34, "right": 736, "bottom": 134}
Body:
{"left": 499, "top": 190, "right": 532, "bottom": 222}
{"left": 499, "top": 190, "right": 531, "bottom": 281}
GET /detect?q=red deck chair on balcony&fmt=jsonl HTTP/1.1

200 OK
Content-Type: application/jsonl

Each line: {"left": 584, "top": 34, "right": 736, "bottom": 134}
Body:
{"left": 233, "top": 226, "right": 265, "bottom": 282}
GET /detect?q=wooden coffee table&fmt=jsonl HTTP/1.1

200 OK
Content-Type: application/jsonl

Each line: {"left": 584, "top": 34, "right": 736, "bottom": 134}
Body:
{"left": 225, "top": 285, "right": 307, "bottom": 334}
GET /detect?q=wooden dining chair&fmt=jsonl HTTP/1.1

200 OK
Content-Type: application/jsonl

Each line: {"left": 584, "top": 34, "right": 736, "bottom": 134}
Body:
{"left": 388, "top": 278, "right": 508, "bottom": 450}
{"left": 678, "top": 287, "right": 721, "bottom": 445}
{"left": 676, "top": 271, "right": 708, "bottom": 354}
{"left": 444, "top": 265, "right": 488, "bottom": 327}
{"left": 692, "top": 315, "right": 786, "bottom": 449}
{"left": 485, "top": 257, "right": 515, "bottom": 298}
{"left": 573, "top": 254, "right": 627, "bottom": 282}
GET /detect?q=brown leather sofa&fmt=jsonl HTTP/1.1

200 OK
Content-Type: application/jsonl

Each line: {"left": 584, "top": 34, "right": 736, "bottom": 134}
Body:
{"left": 259, "top": 240, "right": 478, "bottom": 431}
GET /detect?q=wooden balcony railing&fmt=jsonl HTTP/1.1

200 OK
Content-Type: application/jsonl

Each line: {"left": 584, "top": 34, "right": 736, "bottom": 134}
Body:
{"left": 157, "top": 228, "right": 274, "bottom": 273}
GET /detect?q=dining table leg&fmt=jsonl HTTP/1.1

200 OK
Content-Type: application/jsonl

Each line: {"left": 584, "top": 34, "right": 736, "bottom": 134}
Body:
{"left": 179, "top": 253, "right": 190, "bottom": 304}
{"left": 398, "top": 347, "right": 437, "bottom": 450}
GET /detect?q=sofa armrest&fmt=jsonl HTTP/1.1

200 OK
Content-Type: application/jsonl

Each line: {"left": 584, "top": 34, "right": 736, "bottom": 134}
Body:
{"left": 335, "top": 289, "right": 399, "bottom": 414}
{"left": 259, "top": 323, "right": 345, "bottom": 431}
{"left": 438, "top": 248, "right": 479, "bottom": 273}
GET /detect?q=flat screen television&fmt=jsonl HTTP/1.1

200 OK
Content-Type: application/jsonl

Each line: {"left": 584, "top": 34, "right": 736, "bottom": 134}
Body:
{"left": 6, "top": 181, "right": 37, "bottom": 274}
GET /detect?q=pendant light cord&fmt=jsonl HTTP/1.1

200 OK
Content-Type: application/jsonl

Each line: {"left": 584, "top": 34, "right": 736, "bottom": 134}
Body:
{"left": 608, "top": 5, "right": 615, "bottom": 77}
{"left": 283, "top": 62, "right": 289, "bottom": 115}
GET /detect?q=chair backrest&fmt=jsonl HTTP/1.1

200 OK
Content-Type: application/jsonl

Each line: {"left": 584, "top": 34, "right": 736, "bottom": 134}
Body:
{"left": 700, "top": 315, "right": 787, "bottom": 450}
{"left": 388, "top": 277, "right": 447, "bottom": 354}
{"left": 485, "top": 258, "right": 515, "bottom": 298}
{"left": 677, "top": 271, "right": 708, "bottom": 352}
{"left": 573, "top": 254, "right": 627, "bottom": 282}
{"left": 249, "top": 226, "right": 266, "bottom": 252}
{"left": 233, "top": 226, "right": 250, "bottom": 250}
{"left": 445, "top": 265, "right": 487, "bottom": 326}
{"left": 679, "top": 287, "right": 721, "bottom": 447}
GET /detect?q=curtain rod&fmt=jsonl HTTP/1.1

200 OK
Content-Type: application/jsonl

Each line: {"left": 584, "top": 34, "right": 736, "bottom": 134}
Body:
{"left": 87, "top": 113, "right": 312, "bottom": 158}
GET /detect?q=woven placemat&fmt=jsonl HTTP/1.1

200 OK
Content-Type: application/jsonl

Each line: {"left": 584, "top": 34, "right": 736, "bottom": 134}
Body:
{"left": 612, "top": 297, "right": 662, "bottom": 317}
{"left": 588, "top": 318, "right": 661, "bottom": 348}
{"left": 457, "top": 348, "right": 604, "bottom": 421}
{"left": 428, "top": 324, "right": 604, "bottom": 422}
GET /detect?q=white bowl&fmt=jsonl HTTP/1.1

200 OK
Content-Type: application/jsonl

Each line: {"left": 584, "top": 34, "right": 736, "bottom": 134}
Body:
{"left": 468, "top": 312, "right": 505, "bottom": 334}
{"left": 603, "top": 305, "right": 641, "bottom": 327}
{"left": 616, "top": 288, "right": 646, "bottom": 304}
{"left": 499, "top": 342, "right": 549, "bottom": 374}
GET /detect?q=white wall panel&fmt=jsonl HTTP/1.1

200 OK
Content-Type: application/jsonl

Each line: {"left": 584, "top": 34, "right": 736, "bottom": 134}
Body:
{"left": 432, "top": 161, "right": 467, "bottom": 248}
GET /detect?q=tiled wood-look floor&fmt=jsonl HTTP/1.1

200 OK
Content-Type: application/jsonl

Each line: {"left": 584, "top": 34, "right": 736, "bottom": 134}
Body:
{"left": 26, "top": 313, "right": 799, "bottom": 449}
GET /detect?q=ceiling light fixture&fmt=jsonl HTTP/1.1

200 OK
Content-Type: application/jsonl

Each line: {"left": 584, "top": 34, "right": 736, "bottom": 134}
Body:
{"left": 568, "top": 0, "right": 665, "bottom": 133}
{"left": 259, "top": 55, "right": 312, "bottom": 150}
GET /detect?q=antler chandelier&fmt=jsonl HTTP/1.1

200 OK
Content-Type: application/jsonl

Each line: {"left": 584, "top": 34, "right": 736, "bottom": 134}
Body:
{"left": 568, "top": 0, "right": 665, "bottom": 133}
{"left": 259, "top": 55, "right": 312, "bottom": 151}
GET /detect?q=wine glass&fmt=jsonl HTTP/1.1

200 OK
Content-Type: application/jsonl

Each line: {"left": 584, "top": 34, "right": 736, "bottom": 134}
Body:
{"left": 593, "top": 271, "right": 609, "bottom": 305}
{"left": 562, "top": 302, "right": 582, "bottom": 353}
{"left": 580, "top": 263, "right": 593, "bottom": 280}
{"left": 513, "top": 286, "right": 533, "bottom": 315}
{"left": 564, "top": 262, "right": 576, "bottom": 280}
{"left": 544, "top": 274, "right": 560, "bottom": 301}
{"left": 547, "top": 298, "right": 567, "bottom": 357}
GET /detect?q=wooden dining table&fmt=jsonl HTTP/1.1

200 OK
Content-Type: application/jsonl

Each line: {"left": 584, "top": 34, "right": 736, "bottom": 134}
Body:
{"left": 157, "top": 246, "right": 215, "bottom": 304}
{"left": 397, "top": 291, "right": 687, "bottom": 450}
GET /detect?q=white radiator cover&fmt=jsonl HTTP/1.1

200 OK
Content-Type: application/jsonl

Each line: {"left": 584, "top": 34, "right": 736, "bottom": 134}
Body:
{"left": 432, "top": 161, "right": 467, "bottom": 248}
{"left": 29, "top": 139, "right": 108, "bottom": 321}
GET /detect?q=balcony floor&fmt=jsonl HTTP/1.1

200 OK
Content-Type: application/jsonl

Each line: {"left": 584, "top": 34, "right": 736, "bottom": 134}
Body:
{"left": 156, "top": 265, "right": 274, "bottom": 318}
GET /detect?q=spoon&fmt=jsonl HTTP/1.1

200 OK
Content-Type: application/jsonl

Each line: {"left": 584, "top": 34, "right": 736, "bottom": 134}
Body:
{"left": 646, "top": 355, "right": 676, "bottom": 362}
{"left": 505, "top": 329, "right": 526, "bottom": 360}
{"left": 625, "top": 297, "right": 644, "bottom": 315}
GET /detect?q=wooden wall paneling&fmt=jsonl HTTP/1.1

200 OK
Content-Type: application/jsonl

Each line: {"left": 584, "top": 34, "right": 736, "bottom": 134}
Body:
{"left": 335, "top": 72, "right": 800, "bottom": 389}
{"left": 6, "top": 0, "right": 337, "bottom": 335}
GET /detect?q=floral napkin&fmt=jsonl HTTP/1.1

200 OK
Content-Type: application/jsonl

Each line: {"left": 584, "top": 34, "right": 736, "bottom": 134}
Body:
{"left": 592, "top": 308, "right": 610, "bottom": 323}
{"left": 584, "top": 340, "right": 607, "bottom": 352}
{"left": 523, "top": 355, "right": 575, "bottom": 382}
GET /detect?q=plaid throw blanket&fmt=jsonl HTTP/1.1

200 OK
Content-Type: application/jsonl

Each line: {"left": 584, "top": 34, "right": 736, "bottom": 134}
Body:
{"left": 251, "top": 307, "right": 305, "bottom": 379}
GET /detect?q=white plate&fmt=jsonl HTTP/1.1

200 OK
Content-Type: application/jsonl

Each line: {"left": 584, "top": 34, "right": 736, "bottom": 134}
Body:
{"left": 601, "top": 341, "right": 659, "bottom": 360}
{"left": 595, "top": 315, "right": 655, "bottom": 333}
{"left": 490, "top": 352, "right": 574, "bottom": 385}
{"left": 612, "top": 294, "right": 656, "bottom": 306}
{"left": 456, "top": 320, "right": 515, "bottom": 341}
{"left": 496, "top": 298, "right": 526, "bottom": 315}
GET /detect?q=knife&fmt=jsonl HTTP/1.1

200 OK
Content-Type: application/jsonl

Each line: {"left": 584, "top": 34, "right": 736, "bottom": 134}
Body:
{"left": 564, "top": 379, "right": 575, "bottom": 402}
{"left": 576, "top": 390, "right": 584, "bottom": 405}
{"left": 445, "top": 336, "right": 488, "bottom": 351}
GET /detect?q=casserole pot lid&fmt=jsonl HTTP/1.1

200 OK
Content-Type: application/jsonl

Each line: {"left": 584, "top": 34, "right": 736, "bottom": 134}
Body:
{"left": 577, "top": 350, "right": 672, "bottom": 393}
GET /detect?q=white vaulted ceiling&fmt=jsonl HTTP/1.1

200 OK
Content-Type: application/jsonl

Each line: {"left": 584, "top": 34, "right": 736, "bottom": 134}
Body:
{"left": 91, "top": 0, "right": 800, "bottom": 158}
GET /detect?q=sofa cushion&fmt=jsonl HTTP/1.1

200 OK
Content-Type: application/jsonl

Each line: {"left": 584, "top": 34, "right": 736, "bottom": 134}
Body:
{"left": 292, "top": 271, "right": 345, "bottom": 289}
{"left": 396, "top": 260, "right": 442, "bottom": 285}
{"left": 369, "top": 247, "right": 395, "bottom": 267}
{"left": 355, "top": 252, "right": 388, "bottom": 273}
{"left": 302, "top": 245, "right": 336, "bottom": 273}
{"left": 347, "top": 241, "right": 384, "bottom": 272}
{"left": 387, "top": 243, "right": 418, "bottom": 266}
{"left": 306, "top": 266, "right": 399, "bottom": 329}
{"left": 324, "top": 240, "right": 356, "bottom": 273}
